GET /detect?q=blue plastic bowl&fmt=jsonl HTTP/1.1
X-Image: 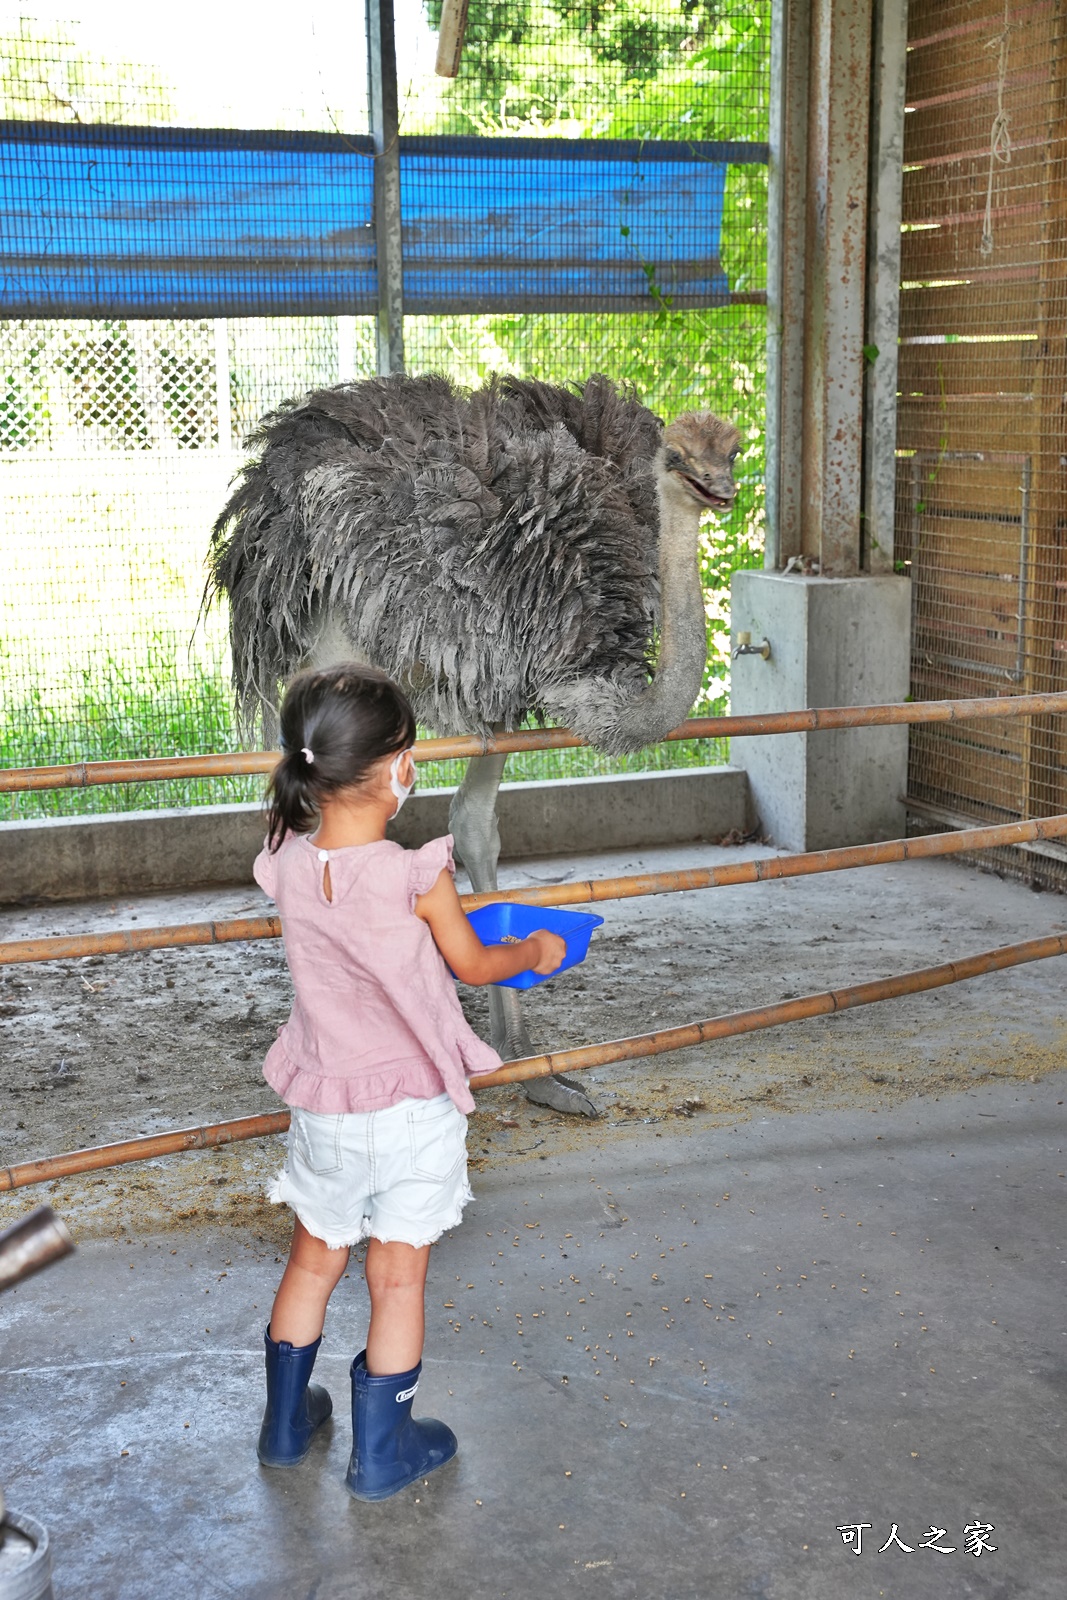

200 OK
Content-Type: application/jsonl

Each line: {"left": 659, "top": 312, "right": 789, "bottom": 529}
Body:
{"left": 464, "top": 902, "right": 605, "bottom": 989}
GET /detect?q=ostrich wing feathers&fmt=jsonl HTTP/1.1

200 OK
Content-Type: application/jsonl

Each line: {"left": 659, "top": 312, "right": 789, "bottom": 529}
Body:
{"left": 208, "top": 373, "right": 663, "bottom": 738}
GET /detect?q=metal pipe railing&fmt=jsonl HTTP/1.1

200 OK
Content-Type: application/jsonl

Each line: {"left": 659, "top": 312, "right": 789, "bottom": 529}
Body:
{"left": 3, "top": 929, "right": 1064, "bottom": 1193}
{"left": 4, "top": 689, "right": 1067, "bottom": 794}
{"left": 0, "top": 1205, "right": 75, "bottom": 1289}
{"left": 3, "top": 811, "right": 1066, "bottom": 969}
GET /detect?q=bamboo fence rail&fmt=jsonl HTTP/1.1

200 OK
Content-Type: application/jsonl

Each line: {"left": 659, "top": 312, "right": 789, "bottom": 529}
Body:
{"left": 4, "top": 930, "right": 1065, "bottom": 1193}
{"left": 3, "top": 812, "right": 1066, "bottom": 969}
{"left": 4, "top": 690, "right": 1067, "bottom": 793}
{"left": 5, "top": 692, "right": 1067, "bottom": 1192}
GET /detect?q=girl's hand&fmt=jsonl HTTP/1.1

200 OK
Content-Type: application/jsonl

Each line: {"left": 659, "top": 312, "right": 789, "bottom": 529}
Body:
{"left": 415, "top": 872, "right": 568, "bottom": 985}
{"left": 527, "top": 929, "right": 567, "bottom": 975}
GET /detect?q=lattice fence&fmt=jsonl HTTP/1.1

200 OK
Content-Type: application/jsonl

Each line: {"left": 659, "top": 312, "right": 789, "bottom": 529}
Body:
{"left": 897, "top": 0, "right": 1067, "bottom": 889}
{"left": 0, "top": 2, "right": 770, "bottom": 817}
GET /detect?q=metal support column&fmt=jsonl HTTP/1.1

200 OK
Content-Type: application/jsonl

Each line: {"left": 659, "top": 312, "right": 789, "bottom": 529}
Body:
{"left": 367, "top": 0, "right": 404, "bottom": 375}
{"left": 213, "top": 318, "right": 232, "bottom": 453}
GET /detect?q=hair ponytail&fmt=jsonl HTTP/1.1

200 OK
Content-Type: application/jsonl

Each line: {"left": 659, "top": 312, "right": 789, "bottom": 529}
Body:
{"left": 265, "top": 664, "right": 416, "bottom": 850}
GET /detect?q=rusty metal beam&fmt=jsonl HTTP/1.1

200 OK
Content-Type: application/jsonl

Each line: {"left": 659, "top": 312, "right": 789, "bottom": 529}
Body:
{"left": 4, "top": 930, "right": 1065, "bottom": 1192}
{"left": 4, "top": 691, "right": 1067, "bottom": 795}
{"left": 3, "top": 812, "right": 1066, "bottom": 968}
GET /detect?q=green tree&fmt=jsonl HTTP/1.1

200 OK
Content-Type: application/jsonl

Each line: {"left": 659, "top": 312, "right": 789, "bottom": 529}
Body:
{"left": 0, "top": 16, "right": 175, "bottom": 123}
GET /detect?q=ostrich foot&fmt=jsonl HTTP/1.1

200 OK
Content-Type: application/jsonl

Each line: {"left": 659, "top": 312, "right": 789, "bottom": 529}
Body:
{"left": 490, "top": 989, "right": 598, "bottom": 1119}
{"left": 523, "top": 1072, "right": 598, "bottom": 1120}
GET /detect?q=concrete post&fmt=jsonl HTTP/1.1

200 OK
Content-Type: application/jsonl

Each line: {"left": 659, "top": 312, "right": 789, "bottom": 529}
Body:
{"left": 730, "top": 571, "right": 911, "bottom": 851}
{"left": 740, "top": 0, "right": 911, "bottom": 848}
{"left": 863, "top": 0, "right": 909, "bottom": 573}
{"left": 800, "top": 0, "right": 872, "bottom": 576}
{"left": 764, "top": 0, "right": 811, "bottom": 572}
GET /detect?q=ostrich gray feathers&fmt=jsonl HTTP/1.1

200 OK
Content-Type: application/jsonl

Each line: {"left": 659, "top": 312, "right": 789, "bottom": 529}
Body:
{"left": 207, "top": 372, "right": 671, "bottom": 744}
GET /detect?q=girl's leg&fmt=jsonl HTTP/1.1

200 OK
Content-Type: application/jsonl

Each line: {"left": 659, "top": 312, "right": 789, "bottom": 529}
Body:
{"left": 364, "top": 1238, "right": 431, "bottom": 1375}
{"left": 269, "top": 1218, "right": 350, "bottom": 1347}
{"left": 346, "top": 1239, "right": 456, "bottom": 1499}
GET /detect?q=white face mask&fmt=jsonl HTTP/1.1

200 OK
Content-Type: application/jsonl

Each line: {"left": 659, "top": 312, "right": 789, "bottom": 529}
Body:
{"left": 389, "top": 748, "right": 416, "bottom": 816}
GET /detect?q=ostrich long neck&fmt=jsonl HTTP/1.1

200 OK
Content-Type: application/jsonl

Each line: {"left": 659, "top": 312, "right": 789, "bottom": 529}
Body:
{"left": 606, "top": 477, "right": 707, "bottom": 751}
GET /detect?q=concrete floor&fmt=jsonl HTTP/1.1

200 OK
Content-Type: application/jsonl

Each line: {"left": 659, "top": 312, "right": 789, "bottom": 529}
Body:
{"left": 2, "top": 841, "right": 1066, "bottom": 1597}
{"left": 2, "top": 1075, "right": 1065, "bottom": 1599}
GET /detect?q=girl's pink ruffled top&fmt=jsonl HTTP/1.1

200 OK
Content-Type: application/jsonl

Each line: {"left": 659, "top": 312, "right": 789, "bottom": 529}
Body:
{"left": 253, "top": 832, "right": 502, "bottom": 1115}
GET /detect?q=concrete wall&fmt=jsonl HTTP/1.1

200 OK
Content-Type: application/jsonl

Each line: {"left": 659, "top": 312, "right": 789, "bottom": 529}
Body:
{"left": 0, "top": 766, "right": 753, "bottom": 905}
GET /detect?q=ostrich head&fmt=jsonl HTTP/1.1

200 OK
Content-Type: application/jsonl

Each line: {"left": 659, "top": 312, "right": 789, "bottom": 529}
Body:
{"left": 658, "top": 411, "right": 743, "bottom": 513}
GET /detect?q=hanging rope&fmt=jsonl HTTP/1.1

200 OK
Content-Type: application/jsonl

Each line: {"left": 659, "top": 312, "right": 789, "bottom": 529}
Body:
{"left": 980, "top": 0, "right": 1015, "bottom": 257}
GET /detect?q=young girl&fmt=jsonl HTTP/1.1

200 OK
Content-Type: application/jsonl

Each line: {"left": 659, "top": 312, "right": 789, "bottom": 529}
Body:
{"left": 252, "top": 663, "right": 566, "bottom": 1501}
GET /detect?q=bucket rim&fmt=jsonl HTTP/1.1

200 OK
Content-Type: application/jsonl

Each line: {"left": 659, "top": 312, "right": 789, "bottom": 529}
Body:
{"left": 0, "top": 1510, "right": 51, "bottom": 1587}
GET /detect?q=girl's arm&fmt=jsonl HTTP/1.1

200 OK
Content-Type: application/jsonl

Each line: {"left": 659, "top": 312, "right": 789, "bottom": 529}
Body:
{"left": 415, "top": 870, "right": 567, "bottom": 985}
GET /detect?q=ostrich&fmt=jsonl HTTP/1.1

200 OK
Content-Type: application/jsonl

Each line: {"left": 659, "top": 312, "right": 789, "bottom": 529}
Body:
{"left": 208, "top": 372, "right": 741, "bottom": 1117}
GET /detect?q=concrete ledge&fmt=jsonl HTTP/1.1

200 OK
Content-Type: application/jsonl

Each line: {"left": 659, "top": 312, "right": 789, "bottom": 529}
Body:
{"left": 0, "top": 766, "right": 752, "bottom": 904}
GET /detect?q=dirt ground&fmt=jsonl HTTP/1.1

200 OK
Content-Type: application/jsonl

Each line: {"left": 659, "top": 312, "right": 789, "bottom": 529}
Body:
{"left": 3, "top": 837, "right": 1066, "bottom": 1240}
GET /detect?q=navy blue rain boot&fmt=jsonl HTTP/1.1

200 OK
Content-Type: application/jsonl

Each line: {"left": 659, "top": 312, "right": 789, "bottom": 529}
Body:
{"left": 345, "top": 1351, "right": 458, "bottom": 1501}
{"left": 257, "top": 1325, "right": 333, "bottom": 1467}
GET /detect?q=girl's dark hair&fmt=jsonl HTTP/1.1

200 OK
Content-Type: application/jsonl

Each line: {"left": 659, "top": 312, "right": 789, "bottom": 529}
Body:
{"left": 266, "top": 663, "right": 416, "bottom": 849}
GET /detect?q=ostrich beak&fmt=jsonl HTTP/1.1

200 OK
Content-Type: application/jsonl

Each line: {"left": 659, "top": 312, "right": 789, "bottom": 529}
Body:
{"left": 678, "top": 471, "right": 735, "bottom": 511}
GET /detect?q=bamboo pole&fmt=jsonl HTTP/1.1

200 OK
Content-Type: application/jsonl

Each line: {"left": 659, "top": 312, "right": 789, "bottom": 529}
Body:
{"left": 474, "top": 931, "right": 1067, "bottom": 1089}
{"left": 3, "top": 930, "right": 1065, "bottom": 1192}
{"left": 1, "top": 751, "right": 282, "bottom": 793}
{"left": 0, "top": 915, "right": 283, "bottom": 967}
{"left": 462, "top": 812, "right": 1067, "bottom": 910}
{"left": 4, "top": 689, "right": 1067, "bottom": 794}
{"left": 435, "top": 0, "right": 470, "bottom": 76}
{"left": 0, "top": 1113, "right": 292, "bottom": 1193}
{"left": 3, "top": 812, "right": 1066, "bottom": 969}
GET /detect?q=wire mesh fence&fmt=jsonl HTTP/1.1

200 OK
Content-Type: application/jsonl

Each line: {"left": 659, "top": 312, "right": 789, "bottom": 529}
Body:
{"left": 0, "top": 1, "right": 769, "bottom": 819}
{"left": 896, "top": 0, "right": 1067, "bottom": 890}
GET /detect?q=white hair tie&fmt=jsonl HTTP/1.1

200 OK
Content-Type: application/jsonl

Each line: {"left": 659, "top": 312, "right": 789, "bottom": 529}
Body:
{"left": 301, "top": 746, "right": 315, "bottom": 764}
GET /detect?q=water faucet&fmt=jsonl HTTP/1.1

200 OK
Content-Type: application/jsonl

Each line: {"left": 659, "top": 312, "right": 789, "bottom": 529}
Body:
{"left": 733, "top": 630, "right": 771, "bottom": 661}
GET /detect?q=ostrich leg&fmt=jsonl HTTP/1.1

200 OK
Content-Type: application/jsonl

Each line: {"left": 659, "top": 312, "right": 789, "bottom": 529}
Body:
{"left": 448, "top": 753, "right": 597, "bottom": 1118}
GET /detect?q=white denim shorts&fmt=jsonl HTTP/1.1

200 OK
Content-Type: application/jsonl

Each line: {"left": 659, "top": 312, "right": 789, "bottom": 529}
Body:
{"left": 269, "top": 1093, "right": 472, "bottom": 1250}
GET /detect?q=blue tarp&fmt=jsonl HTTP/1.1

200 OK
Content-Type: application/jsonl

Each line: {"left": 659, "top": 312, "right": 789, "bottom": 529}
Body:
{"left": 0, "top": 122, "right": 767, "bottom": 318}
